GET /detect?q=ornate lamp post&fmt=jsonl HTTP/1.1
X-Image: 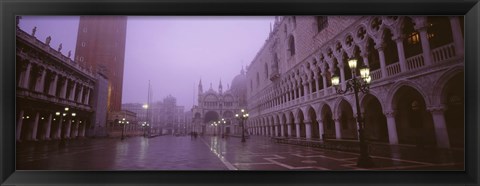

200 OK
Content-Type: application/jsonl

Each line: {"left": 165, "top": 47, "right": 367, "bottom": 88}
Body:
{"left": 58, "top": 107, "right": 75, "bottom": 147}
{"left": 331, "top": 58, "right": 374, "bottom": 168}
{"left": 235, "top": 109, "right": 249, "bottom": 143}
{"left": 220, "top": 118, "right": 226, "bottom": 138}
{"left": 211, "top": 122, "right": 218, "bottom": 136}
{"left": 119, "top": 118, "right": 129, "bottom": 140}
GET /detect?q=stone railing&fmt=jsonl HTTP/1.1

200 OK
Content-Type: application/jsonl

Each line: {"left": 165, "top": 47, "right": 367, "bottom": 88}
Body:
{"left": 386, "top": 62, "right": 401, "bottom": 76}
{"left": 370, "top": 69, "right": 382, "bottom": 80}
{"left": 432, "top": 43, "right": 456, "bottom": 64}
{"left": 406, "top": 53, "right": 425, "bottom": 71}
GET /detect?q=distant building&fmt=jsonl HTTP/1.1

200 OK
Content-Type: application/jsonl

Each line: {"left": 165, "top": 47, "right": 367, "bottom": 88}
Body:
{"left": 16, "top": 25, "right": 109, "bottom": 141}
{"left": 107, "top": 110, "right": 140, "bottom": 137}
{"left": 191, "top": 69, "right": 247, "bottom": 136}
{"left": 74, "top": 16, "right": 128, "bottom": 112}
{"left": 122, "top": 95, "right": 186, "bottom": 135}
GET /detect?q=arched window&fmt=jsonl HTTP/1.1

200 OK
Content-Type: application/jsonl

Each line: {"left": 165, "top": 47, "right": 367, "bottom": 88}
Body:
{"left": 265, "top": 63, "right": 269, "bottom": 79}
{"left": 288, "top": 35, "right": 296, "bottom": 56}
{"left": 316, "top": 16, "right": 328, "bottom": 32}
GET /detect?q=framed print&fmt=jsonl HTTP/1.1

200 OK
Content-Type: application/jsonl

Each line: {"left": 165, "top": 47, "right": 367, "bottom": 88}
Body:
{"left": 1, "top": 0, "right": 479, "bottom": 185}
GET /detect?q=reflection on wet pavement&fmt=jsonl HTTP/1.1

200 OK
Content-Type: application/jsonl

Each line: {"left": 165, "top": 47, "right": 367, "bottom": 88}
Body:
{"left": 17, "top": 135, "right": 464, "bottom": 170}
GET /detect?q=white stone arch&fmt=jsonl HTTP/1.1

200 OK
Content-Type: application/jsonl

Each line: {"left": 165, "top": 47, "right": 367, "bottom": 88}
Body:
{"left": 431, "top": 66, "right": 465, "bottom": 107}
{"left": 359, "top": 89, "right": 386, "bottom": 114}
{"left": 385, "top": 80, "right": 430, "bottom": 111}
{"left": 332, "top": 96, "right": 355, "bottom": 119}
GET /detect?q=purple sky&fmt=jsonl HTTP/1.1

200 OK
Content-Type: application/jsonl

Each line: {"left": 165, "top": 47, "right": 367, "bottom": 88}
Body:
{"left": 19, "top": 16, "right": 274, "bottom": 109}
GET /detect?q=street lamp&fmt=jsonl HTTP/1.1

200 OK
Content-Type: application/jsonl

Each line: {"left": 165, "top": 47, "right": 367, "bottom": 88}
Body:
{"left": 120, "top": 118, "right": 129, "bottom": 140}
{"left": 331, "top": 58, "right": 374, "bottom": 168}
{"left": 220, "top": 118, "right": 226, "bottom": 138}
{"left": 212, "top": 122, "right": 217, "bottom": 136}
{"left": 235, "top": 109, "right": 249, "bottom": 143}
{"left": 59, "top": 107, "right": 74, "bottom": 148}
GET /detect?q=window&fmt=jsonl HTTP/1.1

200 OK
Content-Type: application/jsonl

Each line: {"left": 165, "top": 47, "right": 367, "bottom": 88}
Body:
{"left": 79, "top": 56, "right": 84, "bottom": 62}
{"left": 82, "top": 27, "right": 87, "bottom": 33}
{"left": 81, "top": 41, "right": 86, "bottom": 47}
{"left": 256, "top": 72, "right": 260, "bottom": 87}
{"left": 288, "top": 35, "right": 296, "bottom": 56}
{"left": 265, "top": 63, "right": 269, "bottom": 79}
{"left": 316, "top": 16, "right": 328, "bottom": 32}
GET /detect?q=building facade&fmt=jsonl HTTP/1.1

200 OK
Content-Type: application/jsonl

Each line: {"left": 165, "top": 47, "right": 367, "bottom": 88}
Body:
{"left": 74, "top": 16, "right": 128, "bottom": 112}
{"left": 245, "top": 16, "right": 464, "bottom": 149}
{"left": 16, "top": 25, "right": 108, "bottom": 142}
{"left": 191, "top": 70, "right": 247, "bottom": 136}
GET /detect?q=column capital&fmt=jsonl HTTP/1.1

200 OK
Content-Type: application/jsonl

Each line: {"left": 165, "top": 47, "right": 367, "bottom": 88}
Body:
{"left": 374, "top": 43, "right": 386, "bottom": 51}
{"left": 392, "top": 34, "right": 405, "bottom": 42}
{"left": 384, "top": 111, "right": 396, "bottom": 117}
{"left": 427, "top": 106, "right": 447, "bottom": 114}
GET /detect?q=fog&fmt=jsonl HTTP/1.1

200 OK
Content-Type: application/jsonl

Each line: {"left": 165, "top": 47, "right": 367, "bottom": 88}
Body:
{"left": 19, "top": 16, "right": 274, "bottom": 109}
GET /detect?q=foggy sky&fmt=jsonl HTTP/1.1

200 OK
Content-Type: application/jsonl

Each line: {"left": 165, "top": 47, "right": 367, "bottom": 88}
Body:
{"left": 19, "top": 16, "right": 274, "bottom": 110}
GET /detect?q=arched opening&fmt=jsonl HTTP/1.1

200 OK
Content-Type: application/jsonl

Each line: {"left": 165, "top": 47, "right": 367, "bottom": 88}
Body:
{"left": 383, "top": 28, "right": 399, "bottom": 66}
{"left": 338, "top": 100, "right": 357, "bottom": 139}
{"left": 204, "top": 111, "right": 219, "bottom": 124}
{"left": 427, "top": 16, "right": 454, "bottom": 49}
{"left": 289, "top": 112, "right": 296, "bottom": 137}
{"left": 298, "top": 110, "right": 306, "bottom": 138}
{"left": 443, "top": 72, "right": 464, "bottom": 148}
{"left": 308, "top": 107, "right": 319, "bottom": 138}
{"left": 393, "top": 86, "right": 435, "bottom": 146}
{"left": 367, "top": 37, "right": 380, "bottom": 71}
{"left": 403, "top": 17, "right": 423, "bottom": 58}
{"left": 282, "top": 114, "right": 288, "bottom": 137}
{"left": 288, "top": 35, "right": 296, "bottom": 56}
{"left": 321, "top": 105, "right": 335, "bottom": 139}
{"left": 342, "top": 53, "right": 353, "bottom": 80}
{"left": 362, "top": 94, "right": 389, "bottom": 142}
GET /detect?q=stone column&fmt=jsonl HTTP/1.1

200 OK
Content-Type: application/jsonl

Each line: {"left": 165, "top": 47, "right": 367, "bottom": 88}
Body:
{"left": 274, "top": 125, "right": 279, "bottom": 137}
{"left": 322, "top": 73, "right": 328, "bottom": 95}
{"left": 361, "top": 51, "right": 370, "bottom": 67}
{"left": 31, "top": 112, "right": 40, "bottom": 141}
{"left": 65, "top": 119, "right": 72, "bottom": 139}
{"left": 303, "top": 82, "right": 309, "bottom": 97}
{"left": 315, "top": 75, "right": 321, "bottom": 92}
{"left": 84, "top": 88, "right": 91, "bottom": 105}
{"left": 384, "top": 111, "right": 399, "bottom": 145}
{"left": 293, "top": 85, "right": 297, "bottom": 99}
{"left": 309, "top": 79, "right": 314, "bottom": 94}
{"left": 22, "top": 63, "right": 32, "bottom": 89}
{"left": 77, "top": 85, "right": 84, "bottom": 103}
{"left": 280, "top": 123, "right": 285, "bottom": 137}
{"left": 44, "top": 113, "right": 52, "bottom": 140}
{"left": 375, "top": 44, "right": 388, "bottom": 78}
{"left": 317, "top": 119, "right": 325, "bottom": 140}
{"left": 270, "top": 126, "right": 274, "bottom": 136}
{"left": 415, "top": 19, "right": 433, "bottom": 66}
{"left": 429, "top": 107, "right": 450, "bottom": 148}
{"left": 338, "top": 63, "right": 345, "bottom": 85}
{"left": 334, "top": 118, "right": 342, "bottom": 139}
{"left": 287, "top": 123, "right": 292, "bottom": 137}
{"left": 61, "top": 78, "right": 69, "bottom": 99}
{"left": 449, "top": 16, "right": 464, "bottom": 56}
{"left": 69, "top": 82, "right": 77, "bottom": 101}
{"left": 48, "top": 74, "right": 58, "bottom": 96}
{"left": 16, "top": 110, "right": 24, "bottom": 141}
{"left": 35, "top": 68, "right": 47, "bottom": 92}
{"left": 395, "top": 35, "right": 407, "bottom": 72}
{"left": 305, "top": 121, "right": 312, "bottom": 139}
{"left": 56, "top": 116, "right": 63, "bottom": 139}
{"left": 295, "top": 122, "right": 300, "bottom": 138}
{"left": 74, "top": 122, "right": 80, "bottom": 138}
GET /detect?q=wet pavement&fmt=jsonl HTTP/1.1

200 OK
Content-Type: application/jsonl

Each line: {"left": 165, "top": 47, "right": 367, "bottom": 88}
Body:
{"left": 16, "top": 135, "right": 464, "bottom": 170}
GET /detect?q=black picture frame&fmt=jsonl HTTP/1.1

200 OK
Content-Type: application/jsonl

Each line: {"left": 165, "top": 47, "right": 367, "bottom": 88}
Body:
{"left": 1, "top": 0, "right": 479, "bottom": 185}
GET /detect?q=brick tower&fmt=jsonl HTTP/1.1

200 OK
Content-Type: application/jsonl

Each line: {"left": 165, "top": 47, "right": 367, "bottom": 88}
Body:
{"left": 74, "top": 16, "right": 127, "bottom": 112}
